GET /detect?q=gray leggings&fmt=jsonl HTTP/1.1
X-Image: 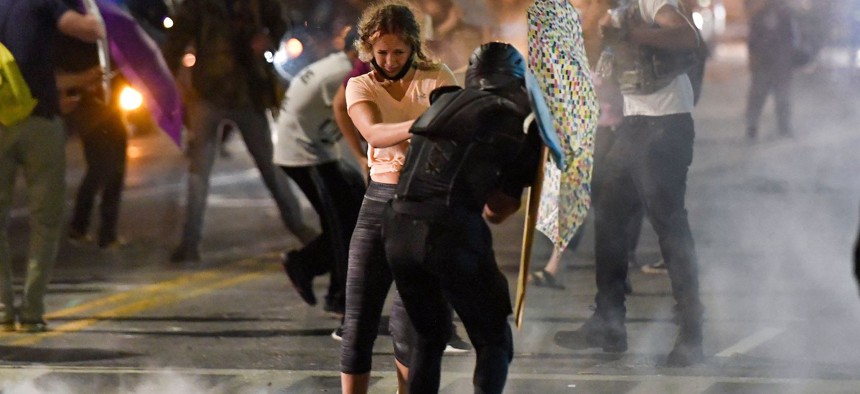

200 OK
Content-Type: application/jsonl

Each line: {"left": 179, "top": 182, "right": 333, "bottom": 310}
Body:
{"left": 340, "top": 181, "right": 414, "bottom": 374}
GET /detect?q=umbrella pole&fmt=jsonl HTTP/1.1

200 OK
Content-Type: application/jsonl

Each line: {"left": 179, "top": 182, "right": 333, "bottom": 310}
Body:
{"left": 514, "top": 146, "right": 548, "bottom": 329}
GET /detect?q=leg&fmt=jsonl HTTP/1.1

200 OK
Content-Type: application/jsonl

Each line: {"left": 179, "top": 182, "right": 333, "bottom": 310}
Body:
{"left": 340, "top": 182, "right": 397, "bottom": 389}
{"left": 18, "top": 117, "right": 67, "bottom": 326}
{"left": 590, "top": 117, "right": 645, "bottom": 352}
{"left": 636, "top": 114, "right": 703, "bottom": 366}
{"left": 96, "top": 110, "right": 128, "bottom": 247}
{"left": 233, "top": 109, "right": 316, "bottom": 244}
{"left": 173, "top": 101, "right": 223, "bottom": 260}
{"left": 772, "top": 68, "right": 794, "bottom": 135}
{"left": 0, "top": 124, "right": 20, "bottom": 326}
{"left": 384, "top": 211, "right": 449, "bottom": 394}
{"left": 745, "top": 67, "right": 770, "bottom": 139}
{"left": 68, "top": 121, "right": 104, "bottom": 238}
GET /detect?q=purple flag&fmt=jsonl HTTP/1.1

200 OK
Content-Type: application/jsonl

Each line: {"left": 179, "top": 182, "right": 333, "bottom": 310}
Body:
{"left": 83, "top": 0, "right": 184, "bottom": 147}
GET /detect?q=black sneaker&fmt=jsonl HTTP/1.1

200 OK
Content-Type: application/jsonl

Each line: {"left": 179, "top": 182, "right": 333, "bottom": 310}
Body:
{"left": 282, "top": 251, "right": 316, "bottom": 306}
{"left": 169, "top": 245, "right": 201, "bottom": 263}
{"left": 331, "top": 325, "right": 344, "bottom": 341}
{"left": 324, "top": 297, "right": 345, "bottom": 317}
{"left": 444, "top": 331, "right": 472, "bottom": 353}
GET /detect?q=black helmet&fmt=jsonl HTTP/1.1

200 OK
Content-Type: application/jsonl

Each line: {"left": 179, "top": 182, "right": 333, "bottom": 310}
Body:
{"left": 465, "top": 42, "right": 525, "bottom": 90}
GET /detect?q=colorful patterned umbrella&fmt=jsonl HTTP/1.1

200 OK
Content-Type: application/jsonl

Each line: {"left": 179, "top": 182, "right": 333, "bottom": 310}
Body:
{"left": 515, "top": 0, "right": 599, "bottom": 327}
{"left": 529, "top": 0, "right": 598, "bottom": 252}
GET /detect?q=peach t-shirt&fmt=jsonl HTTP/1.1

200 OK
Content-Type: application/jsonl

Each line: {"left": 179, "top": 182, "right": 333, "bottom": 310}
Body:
{"left": 345, "top": 64, "right": 457, "bottom": 182}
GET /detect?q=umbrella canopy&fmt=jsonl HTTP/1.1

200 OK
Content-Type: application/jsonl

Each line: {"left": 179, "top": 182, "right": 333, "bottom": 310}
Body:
{"left": 79, "top": 0, "right": 183, "bottom": 147}
{"left": 528, "top": 0, "right": 599, "bottom": 251}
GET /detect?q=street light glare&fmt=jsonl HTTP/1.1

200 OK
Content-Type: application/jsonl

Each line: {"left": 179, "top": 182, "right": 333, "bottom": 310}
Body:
{"left": 285, "top": 38, "right": 303, "bottom": 59}
{"left": 163, "top": 17, "right": 174, "bottom": 29}
{"left": 119, "top": 86, "right": 143, "bottom": 111}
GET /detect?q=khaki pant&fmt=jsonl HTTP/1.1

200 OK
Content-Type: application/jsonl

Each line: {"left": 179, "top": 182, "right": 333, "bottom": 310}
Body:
{"left": 0, "top": 116, "right": 66, "bottom": 323}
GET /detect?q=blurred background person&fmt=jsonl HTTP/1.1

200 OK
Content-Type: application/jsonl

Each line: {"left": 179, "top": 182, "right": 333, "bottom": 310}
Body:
{"left": 275, "top": 27, "right": 366, "bottom": 318}
{"left": 163, "top": 0, "right": 318, "bottom": 263}
{"left": 744, "top": 0, "right": 796, "bottom": 140}
{"left": 0, "top": 0, "right": 104, "bottom": 333}
{"left": 413, "top": 0, "right": 484, "bottom": 76}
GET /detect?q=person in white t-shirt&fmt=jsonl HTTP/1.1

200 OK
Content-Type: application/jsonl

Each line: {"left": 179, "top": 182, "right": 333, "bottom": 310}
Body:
{"left": 274, "top": 27, "right": 366, "bottom": 318}
{"left": 582, "top": 0, "right": 704, "bottom": 367}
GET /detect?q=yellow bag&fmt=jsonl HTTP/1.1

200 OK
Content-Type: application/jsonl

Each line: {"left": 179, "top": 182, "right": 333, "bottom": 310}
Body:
{"left": 0, "top": 42, "right": 38, "bottom": 127}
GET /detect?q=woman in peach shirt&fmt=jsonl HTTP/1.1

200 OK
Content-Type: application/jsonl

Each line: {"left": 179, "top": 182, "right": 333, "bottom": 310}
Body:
{"left": 339, "top": 2, "right": 457, "bottom": 393}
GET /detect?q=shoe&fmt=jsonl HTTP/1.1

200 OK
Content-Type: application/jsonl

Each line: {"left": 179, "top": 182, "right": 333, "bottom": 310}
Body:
{"left": 580, "top": 311, "right": 627, "bottom": 353}
{"left": 444, "top": 332, "right": 472, "bottom": 354}
{"left": 666, "top": 340, "right": 704, "bottom": 367}
{"left": 18, "top": 320, "right": 47, "bottom": 333}
{"left": 282, "top": 251, "right": 317, "bottom": 306}
{"left": 331, "top": 325, "right": 344, "bottom": 341}
{"left": 98, "top": 237, "right": 127, "bottom": 250}
{"left": 324, "top": 297, "right": 345, "bottom": 317}
{"left": 641, "top": 259, "right": 667, "bottom": 274}
{"left": 68, "top": 229, "right": 92, "bottom": 245}
{"left": 531, "top": 269, "right": 565, "bottom": 290}
{"left": 169, "top": 245, "right": 201, "bottom": 263}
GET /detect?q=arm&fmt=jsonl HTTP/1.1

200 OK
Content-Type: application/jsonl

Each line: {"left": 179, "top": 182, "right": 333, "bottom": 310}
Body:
{"left": 56, "top": 10, "right": 105, "bottom": 43}
{"left": 333, "top": 84, "right": 368, "bottom": 168}
{"left": 626, "top": 4, "right": 699, "bottom": 51}
{"left": 348, "top": 101, "right": 414, "bottom": 148}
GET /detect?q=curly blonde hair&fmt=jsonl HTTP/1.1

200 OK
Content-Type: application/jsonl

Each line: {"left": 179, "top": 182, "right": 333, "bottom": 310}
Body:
{"left": 353, "top": 0, "right": 440, "bottom": 70}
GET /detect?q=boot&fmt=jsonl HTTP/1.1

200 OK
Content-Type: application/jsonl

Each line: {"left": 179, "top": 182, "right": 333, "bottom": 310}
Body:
{"left": 666, "top": 309, "right": 703, "bottom": 367}
{"left": 581, "top": 309, "right": 627, "bottom": 353}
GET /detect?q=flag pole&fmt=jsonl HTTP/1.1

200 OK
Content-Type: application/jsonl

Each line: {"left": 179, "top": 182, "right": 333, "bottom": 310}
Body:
{"left": 514, "top": 145, "right": 548, "bottom": 329}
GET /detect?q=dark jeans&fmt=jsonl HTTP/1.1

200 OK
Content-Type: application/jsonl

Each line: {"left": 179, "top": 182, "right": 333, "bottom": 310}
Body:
{"left": 592, "top": 114, "right": 702, "bottom": 321}
{"left": 340, "top": 181, "right": 414, "bottom": 374}
{"left": 746, "top": 65, "right": 793, "bottom": 135}
{"left": 281, "top": 161, "right": 365, "bottom": 307}
{"left": 66, "top": 97, "right": 128, "bottom": 246}
{"left": 384, "top": 207, "right": 513, "bottom": 394}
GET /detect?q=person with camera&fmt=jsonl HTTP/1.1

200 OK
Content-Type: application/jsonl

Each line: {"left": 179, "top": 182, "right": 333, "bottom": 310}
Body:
{"left": 582, "top": 0, "right": 705, "bottom": 367}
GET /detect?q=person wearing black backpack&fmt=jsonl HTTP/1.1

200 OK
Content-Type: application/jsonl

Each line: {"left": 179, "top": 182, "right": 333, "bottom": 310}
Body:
{"left": 0, "top": 0, "right": 103, "bottom": 332}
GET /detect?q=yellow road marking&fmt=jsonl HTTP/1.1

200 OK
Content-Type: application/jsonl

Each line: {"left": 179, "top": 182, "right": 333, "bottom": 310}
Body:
{"left": 0, "top": 256, "right": 280, "bottom": 345}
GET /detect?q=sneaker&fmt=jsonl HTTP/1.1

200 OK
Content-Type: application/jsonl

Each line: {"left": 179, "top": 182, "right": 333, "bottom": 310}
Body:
{"left": 282, "top": 251, "right": 316, "bottom": 306}
{"left": 68, "top": 229, "right": 92, "bottom": 246}
{"left": 331, "top": 325, "right": 344, "bottom": 341}
{"left": 98, "top": 237, "right": 127, "bottom": 250}
{"left": 530, "top": 269, "right": 565, "bottom": 290}
{"left": 444, "top": 332, "right": 472, "bottom": 354}
{"left": 18, "top": 320, "right": 47, "bottom": 333}
{"left": 169, "top": 245, "right": 201, "bottom": 263}
{"left": 641, "top": 259, "right": 667, "bottom": 274}
{"left": 324, "top": 297, "right": 345, "bottom": 317}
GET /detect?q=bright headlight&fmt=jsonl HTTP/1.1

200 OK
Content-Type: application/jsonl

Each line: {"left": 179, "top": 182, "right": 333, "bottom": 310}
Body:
{"left": 119, "top": 86, "right": 143, "bottom": 111}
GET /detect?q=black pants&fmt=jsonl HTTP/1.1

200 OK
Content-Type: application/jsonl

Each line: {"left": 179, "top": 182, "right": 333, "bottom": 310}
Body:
{"left": 340, "top": 181, "right": 414, "bottom": 374}
{"left": 746, "top": 64, "right": 793, "bottom": 135}
{"left": 281, "top": 161, "right": 365, "bottom": 307}
{"left": 592, "top": 114, "right": 702, "bottom": 321}
{"left": 384, "top": 207, "right": 513, "bottom": 394}
{"left": 66, "top": 97, "right": 128, "bottom": 246}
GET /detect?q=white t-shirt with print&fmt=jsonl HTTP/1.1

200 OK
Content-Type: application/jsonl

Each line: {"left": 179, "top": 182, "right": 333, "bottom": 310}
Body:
{"left": 622, "top": 0, "right": 695, "bottom": 117}
{"left": 272, "top": 52, "right": 353, "bottom": 167}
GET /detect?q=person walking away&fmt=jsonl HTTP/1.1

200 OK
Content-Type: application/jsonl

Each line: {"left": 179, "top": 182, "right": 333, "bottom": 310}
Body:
{"left": 744, "top": 0, "right": 796, "bottom": 140}
{"left": 583, "top": 0, "right": 705, "bottom": 367}
{"left": 275, "top": 27, "right": 366, "bottom": 317}
{"left": 0, "top": 0, "right": 104, "bottom": 332}
{"left": 163, "top": 0, "right": 317, "bottom": 262}
{"left": 339, "top": 2, "right": 457, "bottom": 393}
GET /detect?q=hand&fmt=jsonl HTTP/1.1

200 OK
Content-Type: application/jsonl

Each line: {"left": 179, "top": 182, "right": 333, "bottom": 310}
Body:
{"left": 483, "top": 191, "right": 520, "bottom": 224}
